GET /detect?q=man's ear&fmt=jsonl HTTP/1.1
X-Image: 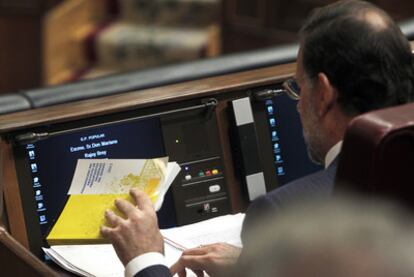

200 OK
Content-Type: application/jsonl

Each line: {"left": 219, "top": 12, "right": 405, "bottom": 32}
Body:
{"left": 315, "top": 72, "right": 337, "bottom": 117}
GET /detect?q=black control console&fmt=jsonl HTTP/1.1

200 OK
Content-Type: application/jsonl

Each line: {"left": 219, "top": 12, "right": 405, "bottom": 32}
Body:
{"left": 161, "top": 107, "right": 231, "bottom": 225}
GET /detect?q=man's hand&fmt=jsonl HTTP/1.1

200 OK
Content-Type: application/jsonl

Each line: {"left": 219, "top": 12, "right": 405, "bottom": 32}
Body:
{"left": 101, "top": 188, "right": 164, "bottom": 266}
{"left": 170, "top": 243, "right": 241, "bottom": 277}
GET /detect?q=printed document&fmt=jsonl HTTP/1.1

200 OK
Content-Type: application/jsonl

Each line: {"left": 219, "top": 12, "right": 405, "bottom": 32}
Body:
{"left": 44, "top": 213, "right": 245, "bottom": 277}
{"left": 47, "top": 158, "right": 180, "bottom": 244}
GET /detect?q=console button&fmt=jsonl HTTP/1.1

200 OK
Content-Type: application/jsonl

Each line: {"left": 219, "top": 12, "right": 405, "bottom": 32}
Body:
{"left": 209, "top": 184, "right": 221, "bottom": 193}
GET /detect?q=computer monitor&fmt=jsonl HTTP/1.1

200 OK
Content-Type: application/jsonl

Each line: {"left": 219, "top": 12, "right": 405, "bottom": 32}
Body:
{"left": 262, "top": 94, "right": 322, "bottom": 185}
{"left": 227, "top": 86, "right": 322, "bottom": 200}
{"left": 11, "top": 103, "right": 233, "bottom": 258}
{"left": 13, "top": 116, "right": 177, "bottom": 257}
{"left": 9, "top": 89, "right": 321, "bottom": 259}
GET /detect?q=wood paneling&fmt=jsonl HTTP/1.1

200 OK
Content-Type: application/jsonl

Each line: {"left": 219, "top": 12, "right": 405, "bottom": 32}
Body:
{"left": 223, "top": 0, "right": 414, "bottom": 53}
{"left": 0, "top": 0, "right": 63, "bottom": 94}
{"left": 0, "top": 15, "right": 41, "bottom": 93}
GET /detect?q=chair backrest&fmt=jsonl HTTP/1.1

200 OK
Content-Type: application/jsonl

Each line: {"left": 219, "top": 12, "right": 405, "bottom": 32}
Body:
{"left": 0, "top": 226, "right": 58, "bottom": 276}
{"left": 334, "top": 102, "right": 414, "bottom": 210}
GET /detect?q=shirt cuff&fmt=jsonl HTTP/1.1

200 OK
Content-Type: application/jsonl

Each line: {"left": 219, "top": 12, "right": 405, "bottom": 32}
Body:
{"left": 125, "top": 252, "right": 167, "bottom": 277}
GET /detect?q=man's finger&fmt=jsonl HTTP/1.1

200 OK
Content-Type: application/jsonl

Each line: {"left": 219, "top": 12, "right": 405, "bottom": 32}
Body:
{"left": 181, "top": 246, "right": 209, "bottom": 256}
{"left": 130, "top": 188, "right": 154, "bottom": 212}
{"left": 104, "top": 209, "right": 123, "bottom": 227}
{"left": 115, "top": 198, "right": 137, "bottom": 217}
{"left": 191, "top": 269, "right": 204, "bottom": 277}
{"left": 176, "top": 268, "right": 187, "bottom": 277}
{"left": 170, "top": 260, "right": 185, "bottom": 276}
{"left": 171, "top": 262, "right": 203, "bottom": 277}
{"left": 171, "top": 254, "right": 208, "bottom": 273}
{"left": 100, "top": 225, "right": 112, "bottom": 239}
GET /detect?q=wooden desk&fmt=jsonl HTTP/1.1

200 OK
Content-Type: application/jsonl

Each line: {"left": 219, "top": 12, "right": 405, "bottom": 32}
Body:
{"left": 0, "top": 62, "right": 295, "bottom": 249}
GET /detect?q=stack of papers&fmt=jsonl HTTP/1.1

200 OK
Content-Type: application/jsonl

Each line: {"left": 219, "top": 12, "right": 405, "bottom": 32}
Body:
{"left": 47, "top": 158, "right": 181, "bottom": 245}
{"left": 161, "top": 212, "right": 244, "bottom": 250}
{"left": 44, "top": 213, "right": 245, "bottom": 277}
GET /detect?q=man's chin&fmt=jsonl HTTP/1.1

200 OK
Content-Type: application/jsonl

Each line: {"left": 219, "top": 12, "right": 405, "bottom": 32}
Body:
{"left": 307, "top": 147, "right": 324, "bottom": 166}
{"left": 303, "top": 130, "right": 324, "bottom": 166}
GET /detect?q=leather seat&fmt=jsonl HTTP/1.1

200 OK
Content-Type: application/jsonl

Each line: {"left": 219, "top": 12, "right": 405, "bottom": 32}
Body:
{"left": 0, "top": 94, "right": 31, "bottom": 115}
{"left": 22, "top": 44, "right": 298, "bottom": 108}
{"left": 335, "top": 102, "right": 414, "bottom": 210}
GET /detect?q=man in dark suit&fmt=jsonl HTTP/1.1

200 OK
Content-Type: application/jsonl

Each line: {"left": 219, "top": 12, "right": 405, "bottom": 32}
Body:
{"left": 101, "top": 1, "right": 414, "bottom": 276}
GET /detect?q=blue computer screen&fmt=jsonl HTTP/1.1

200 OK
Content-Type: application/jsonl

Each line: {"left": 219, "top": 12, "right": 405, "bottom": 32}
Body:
{"left": 21, "top": 116, "right": 176, "bottom": 241}
{"left": 263, "top": 94, "right": 322, "bottom": 185}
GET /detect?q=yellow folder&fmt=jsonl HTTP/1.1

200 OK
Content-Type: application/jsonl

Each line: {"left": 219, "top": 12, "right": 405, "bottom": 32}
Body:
{"left": 46, "top": 158, "right": 174, "bottom": 245}
{"left": 47, "top": 193, "right": 158, "bottom": 245}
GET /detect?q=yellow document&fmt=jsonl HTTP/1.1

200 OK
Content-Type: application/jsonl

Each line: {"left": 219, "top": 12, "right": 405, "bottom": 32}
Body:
{"left": 47, "top": 194, "right": 130, "bottom": 245}
{"left": 47, "top": 158, "right": 181, "bottom": 245}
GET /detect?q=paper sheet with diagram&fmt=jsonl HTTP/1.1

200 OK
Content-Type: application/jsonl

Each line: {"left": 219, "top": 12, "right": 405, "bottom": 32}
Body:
{"left": 68, "top": 158, "right": 166, "bottom": 196}
{"left": 44, "top": 213, "right": 245, "bottom": 277}
{"left": 47, "top": 158, "right": 181, "bottom": 245}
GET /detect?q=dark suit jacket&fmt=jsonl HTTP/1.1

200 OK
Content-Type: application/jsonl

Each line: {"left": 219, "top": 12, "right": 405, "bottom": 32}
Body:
{"left": 241, "top": 160, "right": 337, "bottom": 240}
{"left": 136, "top": 161, "right": 337, "bottom": 277}
{"left": 134, "top": 264, "right": 171, "bottom": 277}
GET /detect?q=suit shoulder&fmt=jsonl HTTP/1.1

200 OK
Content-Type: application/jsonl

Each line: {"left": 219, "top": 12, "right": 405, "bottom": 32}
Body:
{"left": 246, "top": 166, "right": 336, "bottom": 223}
{"left": 268, "top": 165, "right": 336, "bottom": 201}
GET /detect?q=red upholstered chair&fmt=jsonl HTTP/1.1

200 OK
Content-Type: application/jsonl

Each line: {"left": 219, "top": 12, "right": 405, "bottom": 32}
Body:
{"left": 334, "top": 102, "right": 414, "bottom": 209}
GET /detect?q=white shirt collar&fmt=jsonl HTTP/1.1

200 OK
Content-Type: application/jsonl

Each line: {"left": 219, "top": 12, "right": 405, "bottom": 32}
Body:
{"left": 324, "top": 140, "right": 342, "bottom": 169}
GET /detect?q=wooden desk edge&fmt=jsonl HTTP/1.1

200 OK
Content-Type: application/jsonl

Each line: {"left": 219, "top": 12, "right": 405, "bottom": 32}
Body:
{"left": 1, "top": 140, "right": 29, "bottom": 248}
{"left": 0, "top": 63, "right": 295, "bottom": 134}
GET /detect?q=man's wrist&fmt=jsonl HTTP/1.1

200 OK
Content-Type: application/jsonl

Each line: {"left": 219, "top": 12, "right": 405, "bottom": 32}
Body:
{"left": 125, "top": 252, "right": 167, "bottom": 277}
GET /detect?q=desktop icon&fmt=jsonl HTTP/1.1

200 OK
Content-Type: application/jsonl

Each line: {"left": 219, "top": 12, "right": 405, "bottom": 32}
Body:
{"left": 273, "top": 143, "right": 281, "bottom": 153}
{"left": 275, "top": 154, "right": 282, "bottom": 162}
{"left": 277, "top": 166, "right": 285, "bottom": 176}
{"left": 37, "top": 202, "right": 44, "bottom": 210}
{"left": 39, "top": 215, "right": 47, "bottom": 223}
{"left": 269, "top": 118, "right": 276, "bottom": 127}
{"left": 271, "top": 130, "right": 279, "bottom": 141}
{"left": 267, "top": 106, "right": 274, "bottom": 115}
{"left": 33, "top": 177, "right": 41, "bottom": 187}
{"left": 31, "top": 163, "right": 38, "bottom": 173}
{"left": 28, "top": 150, "right": 35, "bottom": 160}
{"left": 35, "top": 189, "right": 42, "bottom": 196}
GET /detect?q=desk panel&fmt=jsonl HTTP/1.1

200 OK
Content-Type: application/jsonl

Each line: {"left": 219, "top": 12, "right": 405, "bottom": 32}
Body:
{"left": 0, "top": 63, "right": 301, "bottom": 251}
